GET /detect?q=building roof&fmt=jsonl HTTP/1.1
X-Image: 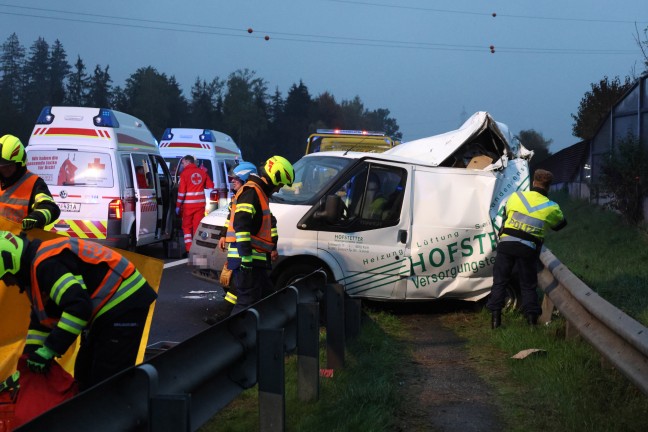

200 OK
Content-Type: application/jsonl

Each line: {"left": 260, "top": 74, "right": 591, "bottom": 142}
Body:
{"left": 534, "top": 140, "right": 589, "bottom": 183}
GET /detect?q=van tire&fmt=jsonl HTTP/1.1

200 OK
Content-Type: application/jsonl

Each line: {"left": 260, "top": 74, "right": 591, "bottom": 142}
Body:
{"left": 273, "top": 262, "right": 332, "bottom": 290}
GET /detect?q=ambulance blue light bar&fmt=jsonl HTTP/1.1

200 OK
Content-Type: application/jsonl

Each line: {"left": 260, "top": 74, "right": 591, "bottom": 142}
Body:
{"left": 316, "top": 129, "right": 385, "bottom": 136}
{"left": 36, "top": 106, "right": 55, "bottom": 125}
{"left": 161, "top": 128, "right": 174, "bottom": 141}
{"left": 199, "top": 130, "right": 216, "bottom": 142}
{"left": 93, "top": 109, "right": 120, "bottom": 128}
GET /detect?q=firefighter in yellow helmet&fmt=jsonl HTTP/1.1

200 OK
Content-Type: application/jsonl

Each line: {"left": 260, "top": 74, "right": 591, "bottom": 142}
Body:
{"left": 486, "top": 169, "right": 567, "bottom": 328}
{"left": 0, "top": 134, "right": 60, "bottom": 230}
{"left": 225, "top": 156, "right": 294, "bottom": 316}
{"left": 0, "top": 231, "right": 157, "bottom": 391}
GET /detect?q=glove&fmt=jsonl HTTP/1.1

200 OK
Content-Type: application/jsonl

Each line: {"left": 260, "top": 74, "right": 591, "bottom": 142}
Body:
{"left": 175, "top": 208, "right": 181, "bottom": 216}
{"left": 22, "top": 217, "right": 39, "bottom": 231}
{"left": 26, "top": 346, "right": 57, "bottom": 374}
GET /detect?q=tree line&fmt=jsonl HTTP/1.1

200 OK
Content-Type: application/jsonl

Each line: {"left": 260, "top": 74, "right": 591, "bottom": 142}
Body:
{"left": 0, "top": 33, "right": 402, "bottom": 165}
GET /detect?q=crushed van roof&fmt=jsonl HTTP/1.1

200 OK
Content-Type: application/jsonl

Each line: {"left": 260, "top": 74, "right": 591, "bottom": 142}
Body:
{"left": 385, "top": 112, "right": 514, "bottom": 167}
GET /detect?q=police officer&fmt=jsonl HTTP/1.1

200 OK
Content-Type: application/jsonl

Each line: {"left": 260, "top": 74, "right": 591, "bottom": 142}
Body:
{"left": 0, "top": 231, "right": 157, "bottom": 391}
{"left": 487, "top": 169, "right": 567, "bottom": 328}
{"left": 226, "top": 156, "right": 293, "bottom": 316}
{"left": 0, "top": 135, "right": 60, "bottom": 230}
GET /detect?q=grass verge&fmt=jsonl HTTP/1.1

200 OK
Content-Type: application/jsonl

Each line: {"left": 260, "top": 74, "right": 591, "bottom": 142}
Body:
{"left": 201, "top": 193, "right": 648, "bottom": 431}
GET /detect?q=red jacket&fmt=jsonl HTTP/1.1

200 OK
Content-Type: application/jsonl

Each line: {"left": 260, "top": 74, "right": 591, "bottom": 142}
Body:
{"left": 176, "top": 163, "right": 214, "bottom": 211}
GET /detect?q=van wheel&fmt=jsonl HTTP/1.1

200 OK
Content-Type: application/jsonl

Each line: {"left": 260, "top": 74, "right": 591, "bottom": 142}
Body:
{"left": 502, "top": 283, "right": 520, "bottom": 311}
{"left": 274, "top": 263, "right": 331, "bottom": 290}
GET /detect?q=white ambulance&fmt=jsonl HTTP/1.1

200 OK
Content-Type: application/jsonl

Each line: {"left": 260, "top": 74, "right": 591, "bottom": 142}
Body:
{"left": 158, "top": 128, "right": 242, "bottom": 214}
{"left": 190, "top": 112, "right": 531, "bottom": 305}
{"left": 26, "top": 106, "right": 176, "bottom": 251}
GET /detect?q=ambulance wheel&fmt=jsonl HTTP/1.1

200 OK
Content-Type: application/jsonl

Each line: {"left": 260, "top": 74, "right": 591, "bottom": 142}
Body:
{"left": 126, "top": 228, "right": 137, "bottom": 252}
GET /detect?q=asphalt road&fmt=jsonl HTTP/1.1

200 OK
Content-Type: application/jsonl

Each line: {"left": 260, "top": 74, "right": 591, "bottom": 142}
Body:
{"left": 136, "top": 243, "right": 226, "bottom": 352}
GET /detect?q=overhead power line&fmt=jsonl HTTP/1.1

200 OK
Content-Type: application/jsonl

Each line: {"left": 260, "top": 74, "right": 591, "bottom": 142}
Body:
{"left": 0, "top": 3, "right": 640, "bottom": 55}
{"left": 326, "top": 0, "right": 648, "bottom": 25}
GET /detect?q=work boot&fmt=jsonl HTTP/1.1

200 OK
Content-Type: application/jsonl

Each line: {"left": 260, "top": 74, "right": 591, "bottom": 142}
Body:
{"left": 526, "top": 313, "right": 538, "bottom": 326}
{"left": 202, "top": 301, "right": 235, "bottom": 325}
{"left": 491, "top": 310, "right": 502, "bottom": 329}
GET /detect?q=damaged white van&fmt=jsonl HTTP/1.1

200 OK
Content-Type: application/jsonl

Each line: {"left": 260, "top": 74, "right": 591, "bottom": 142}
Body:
{"left": 190, "top": 112, "right": 531, "bottom": 303}
{"left": 26, "top": 106, "right": 176, "bottom": 250}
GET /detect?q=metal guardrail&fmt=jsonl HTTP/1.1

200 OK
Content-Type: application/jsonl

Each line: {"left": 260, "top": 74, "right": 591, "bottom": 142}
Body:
{"left": 538, "top": 247, "right": 648, "bottom": 396}
{"left": 16, "top": 270, "right": 361, "bottom": 432}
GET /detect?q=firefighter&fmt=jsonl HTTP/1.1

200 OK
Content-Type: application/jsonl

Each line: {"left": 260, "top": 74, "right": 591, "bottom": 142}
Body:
{"left": 176, "top": 155, "right": 214, "bottom": 253}
{"left": 486, "top": 169, "right": 567, "bottom": 328}
{"left": 226, "top": 156, "right": 293, "bottom": 316}
{"left": 0, "top": 134, "right": 60, "bottom": 230}
{"left": 203, "top": 161, "right": 261, "bottom": 325}
{"left": 0, "top": 231, "right": 157, "bottom": 391}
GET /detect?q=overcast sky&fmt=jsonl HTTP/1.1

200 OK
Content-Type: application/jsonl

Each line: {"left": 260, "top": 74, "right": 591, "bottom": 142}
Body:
{"left": 1, "top": 0, "right": 646, "bottom": 152}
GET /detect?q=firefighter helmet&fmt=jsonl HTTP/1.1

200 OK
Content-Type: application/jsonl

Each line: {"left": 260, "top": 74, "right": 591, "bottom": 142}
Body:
{"left": 229, "top": 161, "right": 257, "bottom": 183}
{"left": 264, "top": 156, "right": 294, "bottom": 187}
{"left": 0, "top": 135, "right": 26, "bottom": 167}
{"left": 0, "top": 231, "right": 24, "bottom": 278}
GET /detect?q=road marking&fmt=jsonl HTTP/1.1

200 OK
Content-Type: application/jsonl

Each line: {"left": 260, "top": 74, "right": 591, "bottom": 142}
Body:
{"left": 163, "top": 258, "right": 188, "bottom": 269}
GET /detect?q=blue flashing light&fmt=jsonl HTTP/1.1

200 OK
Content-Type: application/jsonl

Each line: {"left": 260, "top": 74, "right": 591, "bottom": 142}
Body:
{"left": 199, "top": 129, "right": 216, "bottom": 142}
{"left": 316, "top": 129, "right": 385, "bottom": 136}
{"left": 161, "top": 128, "right": 174, "bottom": 141}
{"left": 36, "top": 106, "right": 55, "bottom": 125}
{"left": 93, "top": 108, "right": 120, "bottom": 128}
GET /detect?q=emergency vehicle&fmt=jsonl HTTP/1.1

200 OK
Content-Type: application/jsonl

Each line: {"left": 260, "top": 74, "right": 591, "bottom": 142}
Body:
{"left": 158, "top": 128, "right": 242, "bottom": 214}
{"left": 26, "top": 106, "right": 176, "bottom": 251}
{"left": 305, "top": 129, "right": 397, "bottom": 154}
{"left": 190, "top": 112, "right": 531, "bottom": 305}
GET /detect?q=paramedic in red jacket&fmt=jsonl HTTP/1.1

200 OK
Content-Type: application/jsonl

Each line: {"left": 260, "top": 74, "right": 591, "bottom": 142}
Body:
{"left": 176, "top": 155, "right": 214, "bottom": 252}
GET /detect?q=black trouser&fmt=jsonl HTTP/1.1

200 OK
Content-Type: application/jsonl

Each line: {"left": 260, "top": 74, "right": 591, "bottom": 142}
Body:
{"left": 74, "top": 286, "right": 155, "bottom": 391}
{"left": 486, "top": 249, "right": 542, "bottom": 317}
{"left": 230, "top": 267, "right": 273, "bottom": 316}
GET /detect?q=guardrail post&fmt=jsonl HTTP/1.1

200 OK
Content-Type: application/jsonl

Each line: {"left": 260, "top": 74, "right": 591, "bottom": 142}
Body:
{"left": 345, "top": 298, "right": 361, "bottom": 341}
{"left": 258, "top": 328, "right": 285, "bottom": 432}
{"left": 297, "top": 302, "right": 320, "bottom": 402}
{"left": 326, "top": 283, "right": 345, "bottom": 369}
{"left": 151, "top": 394, "right": 191, "bottom": 432}
{"left": 539, "top": 293, "right": 555, "bottom": 325}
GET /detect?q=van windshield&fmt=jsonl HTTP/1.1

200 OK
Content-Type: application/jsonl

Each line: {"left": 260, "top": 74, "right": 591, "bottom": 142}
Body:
{"left": 273, "top": 156, "right": 354, "bottom": 204}
{"left": 26, "top": 150, "right": 114, "bottom": 187}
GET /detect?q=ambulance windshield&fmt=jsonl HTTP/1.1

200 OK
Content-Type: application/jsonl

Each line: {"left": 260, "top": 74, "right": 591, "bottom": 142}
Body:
{"left": 273, "top": 156, "right": 353, "bottom": 205}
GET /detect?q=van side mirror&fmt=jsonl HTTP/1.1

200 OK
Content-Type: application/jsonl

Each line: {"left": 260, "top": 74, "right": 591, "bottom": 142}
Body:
{"left": 313, "top": 195, "right": 344, "bottom": 223}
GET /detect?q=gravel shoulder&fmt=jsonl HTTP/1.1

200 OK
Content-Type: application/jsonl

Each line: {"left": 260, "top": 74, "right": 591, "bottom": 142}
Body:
{"left": 386, "top": 305, "right": 504, "bottom": 432}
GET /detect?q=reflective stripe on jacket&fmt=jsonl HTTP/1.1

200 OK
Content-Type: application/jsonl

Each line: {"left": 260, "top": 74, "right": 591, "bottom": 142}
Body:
{"left": 225, "top": 181, "right": 274, "bottom": 267}
{"left": 500, "top": 191, "right": 565, "bottom": 249}
{"left": 29, "top": 237, "right": 146, "bottom": 328}
{"left": 0, "top": 171, "right": 38, "bottom": 222}
{"left": 176, "top": 164, "right": 214, "bottom": 210}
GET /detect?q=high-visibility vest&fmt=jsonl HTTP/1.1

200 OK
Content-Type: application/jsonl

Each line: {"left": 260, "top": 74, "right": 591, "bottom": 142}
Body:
{"left": 225, "top": 182, "right": 274, "bottom": 253}
{"left": 0, "top": 171, "right": 37, "bottom": 223}
{"left": 29, "top": 237, "right": 146, "bottom": 328}
{"left": 500, "top": 191, "right": 564, "bottom": 249}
